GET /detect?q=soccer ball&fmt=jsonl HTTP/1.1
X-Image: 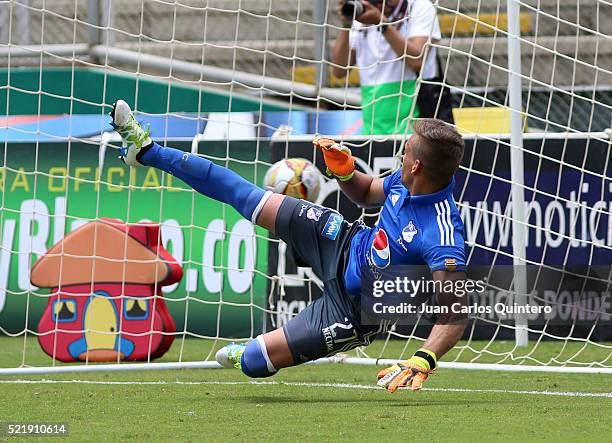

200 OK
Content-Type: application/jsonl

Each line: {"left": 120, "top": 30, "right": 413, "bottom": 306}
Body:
{"left": 263, "top": 158, "right": 323, "bottom": 202}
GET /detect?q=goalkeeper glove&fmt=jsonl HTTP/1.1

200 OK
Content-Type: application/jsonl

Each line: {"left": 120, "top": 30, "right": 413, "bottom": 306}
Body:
{"left": 313, "top": 137, "right": 355, "bottom": 181}
{"left": 376, "top": 349, "right": 437, "bottom": 393}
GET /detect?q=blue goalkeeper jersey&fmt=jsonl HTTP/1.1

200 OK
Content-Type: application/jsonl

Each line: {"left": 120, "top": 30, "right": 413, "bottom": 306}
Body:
{"left": 343, "top": 169, "right": 467, "bottom": 296}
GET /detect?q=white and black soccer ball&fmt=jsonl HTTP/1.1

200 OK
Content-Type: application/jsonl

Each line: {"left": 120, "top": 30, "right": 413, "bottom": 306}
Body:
{"left": 263, "top": 158, "right": 323, "bottom": 202}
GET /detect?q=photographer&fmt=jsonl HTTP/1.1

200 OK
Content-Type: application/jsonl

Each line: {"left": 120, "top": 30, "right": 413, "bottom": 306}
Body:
{"left": 331, "top": 0, "right": 445, "bottom": 135}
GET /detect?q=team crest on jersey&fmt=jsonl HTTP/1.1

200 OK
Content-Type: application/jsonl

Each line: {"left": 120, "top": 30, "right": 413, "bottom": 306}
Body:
{"left": 307, "top": 207, "right": 322, "bottom": 221}
{"left": 402, "top": 221, "right": 418, "bottom": 243}
{"left": 370, "top": 228, "right": 391, "bottom": 268}
{"left": 322, "top": 213, "right": 343, "bottom": 240}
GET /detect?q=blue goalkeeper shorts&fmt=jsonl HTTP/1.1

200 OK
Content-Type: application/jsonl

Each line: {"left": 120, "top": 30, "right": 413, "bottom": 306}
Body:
{"left": 274, "top": 197, "right": 380, "bottom": 364}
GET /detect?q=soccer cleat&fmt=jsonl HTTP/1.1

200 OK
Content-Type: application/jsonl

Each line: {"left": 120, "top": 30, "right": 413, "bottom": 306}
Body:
{"left": 110, "top": 99, "right": 151, "bottom": 166}
{"left": 215, "top": 343, "right": 246, "bottom": 369}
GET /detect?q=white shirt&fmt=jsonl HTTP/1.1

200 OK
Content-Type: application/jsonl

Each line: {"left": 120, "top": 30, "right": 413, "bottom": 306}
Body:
{"left": 349, "top": 0, "right": 442, "bottom": 86}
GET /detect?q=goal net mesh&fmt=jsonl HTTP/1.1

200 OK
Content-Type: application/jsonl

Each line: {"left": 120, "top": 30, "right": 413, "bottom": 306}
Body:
{"left": 0, "top": 0, "right": 610, "bottom": 372}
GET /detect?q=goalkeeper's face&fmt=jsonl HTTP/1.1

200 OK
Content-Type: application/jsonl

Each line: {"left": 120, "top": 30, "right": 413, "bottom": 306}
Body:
{"left": 400, "top": 137, "right": 417, "bottom": 188}
{"left": 401, "top": 129, "right": 463, "bottom": 191}
{"left": 403, "top": 119, "right": 465, "bottom": 192}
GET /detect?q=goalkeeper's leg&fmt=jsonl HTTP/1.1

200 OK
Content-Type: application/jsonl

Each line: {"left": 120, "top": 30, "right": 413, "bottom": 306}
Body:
{"left": 216, "top": 282, "right": 380, "bottom": 377}
{"left": 111, "top": 100, "right": 285, "bottom": 233}
{"left": 111, "top": 100, "right": 370, "bottom": 377}
{"left": 112, "top": 100, "right": 296, "bottom": 376}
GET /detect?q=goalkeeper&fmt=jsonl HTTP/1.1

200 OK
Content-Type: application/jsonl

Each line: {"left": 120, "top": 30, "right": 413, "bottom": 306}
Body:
{"left": 110, "top": 100, "right": 468, "bottom": 392}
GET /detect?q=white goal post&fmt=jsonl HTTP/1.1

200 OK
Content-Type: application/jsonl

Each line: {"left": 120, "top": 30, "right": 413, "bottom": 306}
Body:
{"left": 0, "top": 0, "right": 610, "bottom": 376}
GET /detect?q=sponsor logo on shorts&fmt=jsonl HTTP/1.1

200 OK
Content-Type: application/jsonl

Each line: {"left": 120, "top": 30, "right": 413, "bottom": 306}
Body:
{"left": 298, "top": 204, "right": 308, "bottom": 217}
{"left": 307, "top": 207, "right": 322, "bottom": 221}
{"left": 321, "top": 213, "right": 343, "bottom": 240}
{"left": 370, "top": 228, "right": 391, "bottom": 268}
{"left": 321, "top": 318, "right": 357, "bottom": 352}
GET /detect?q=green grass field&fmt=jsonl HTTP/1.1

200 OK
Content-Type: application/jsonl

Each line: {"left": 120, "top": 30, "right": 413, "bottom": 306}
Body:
{"left": 1, "top": 337, "right": 611, "bottom": 442}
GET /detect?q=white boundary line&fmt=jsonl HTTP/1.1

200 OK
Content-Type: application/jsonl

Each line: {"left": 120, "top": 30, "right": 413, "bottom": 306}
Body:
{"left": 0, "top": 379, "right": 610, "bottom": 398}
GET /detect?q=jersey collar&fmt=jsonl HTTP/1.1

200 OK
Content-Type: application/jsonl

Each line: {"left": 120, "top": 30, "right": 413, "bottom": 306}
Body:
{"left": 406, "top": 177, "right": 455, "bottom": 205}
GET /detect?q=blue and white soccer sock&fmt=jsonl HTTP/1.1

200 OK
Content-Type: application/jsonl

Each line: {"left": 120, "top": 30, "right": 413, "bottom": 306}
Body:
{"left": 138, "top": 142, "right": 271, "bottom": 223}
{"left": 240, "top": 335, "right": 278, "bottom": 378}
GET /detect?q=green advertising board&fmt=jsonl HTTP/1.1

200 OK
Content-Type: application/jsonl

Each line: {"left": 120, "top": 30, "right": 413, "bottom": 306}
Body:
{"left": 0, "top": 140, "right": 271, "bottom": 339}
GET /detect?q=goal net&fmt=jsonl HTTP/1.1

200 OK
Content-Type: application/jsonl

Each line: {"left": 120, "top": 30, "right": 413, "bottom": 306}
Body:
{"left": 0, "top": 0, "right": 610, "bottom": 375}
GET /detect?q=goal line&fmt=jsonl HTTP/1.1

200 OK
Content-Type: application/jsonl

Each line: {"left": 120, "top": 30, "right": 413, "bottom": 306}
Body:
{"left": 1, "top": 356, "right": 611, "bottom": 376}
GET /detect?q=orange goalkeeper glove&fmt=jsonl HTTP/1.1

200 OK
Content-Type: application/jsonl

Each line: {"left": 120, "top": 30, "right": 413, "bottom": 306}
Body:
{"left": 376, "top": 349, "right": 437, "bottom": 393}
{"left": 313, "top": 137, "right": 355, "bottom": 181}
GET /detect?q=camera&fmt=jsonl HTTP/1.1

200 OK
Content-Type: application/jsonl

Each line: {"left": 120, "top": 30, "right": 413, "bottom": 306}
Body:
{"left": 341, "top": 0, "right": 381, "bottom": 19}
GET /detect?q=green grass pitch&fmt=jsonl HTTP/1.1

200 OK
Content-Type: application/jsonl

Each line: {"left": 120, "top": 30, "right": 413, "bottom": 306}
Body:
{"left": 1, "top": 337, "right": 610, "bottom": 442}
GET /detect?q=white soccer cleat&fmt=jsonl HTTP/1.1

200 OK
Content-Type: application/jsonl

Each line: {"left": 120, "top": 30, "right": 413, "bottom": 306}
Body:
{"left": 215, "top": 343, "right": 247, "bottom": 369}
{"left": 110, "top": 99, "right": 151, "bottom": 167}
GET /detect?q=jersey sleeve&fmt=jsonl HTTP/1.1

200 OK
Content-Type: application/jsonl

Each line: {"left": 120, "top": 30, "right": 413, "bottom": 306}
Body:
{"left": 421, "top": 205, "right": 467, "bottom": 272}
{"left": 406, "top": 0, "right": 442, "bottom": 41}
{"left": 422, "top": 243, "right": 466, "bottom": 273}
{"left": 383, "top": 169, "right": 402, "bottom": 196}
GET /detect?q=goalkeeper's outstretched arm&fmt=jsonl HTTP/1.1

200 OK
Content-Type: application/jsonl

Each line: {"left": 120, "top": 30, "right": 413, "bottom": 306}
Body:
{"left": 422, "top": 270, "right": 469, "bottom": 357}
{"left": 312, "top": 137, "right": 386, "bottom": 208}
{"left": 377, "top": 270, "right": 468, "bottom": 393}
{"left": 337, "top": 171, "right": 386, "bottom": 208}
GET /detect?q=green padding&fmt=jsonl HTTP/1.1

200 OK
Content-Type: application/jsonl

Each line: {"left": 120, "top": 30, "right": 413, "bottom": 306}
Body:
{"left": 0, "top": 67, "right": 288, "bottom": 115}
{"left": 361, "top": 80, "right": 419, "bottom": 135}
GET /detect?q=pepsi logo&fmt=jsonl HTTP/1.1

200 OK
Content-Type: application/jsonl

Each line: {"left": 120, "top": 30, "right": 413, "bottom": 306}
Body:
{"left": 370, "top": 228, "right": 391, "bottom": 268}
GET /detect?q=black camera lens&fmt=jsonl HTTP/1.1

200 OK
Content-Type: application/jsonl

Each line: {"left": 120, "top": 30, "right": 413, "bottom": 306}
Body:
{"left": 342, "top": 1, "right": 365, "bottom": 18}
